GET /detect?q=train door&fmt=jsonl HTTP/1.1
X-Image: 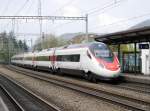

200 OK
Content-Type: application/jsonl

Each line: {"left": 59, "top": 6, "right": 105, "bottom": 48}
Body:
{"left": 80, "top": 50, "right": 91, "bottom": 73}
{"left": 50, "top": 49, "right": 56, "bottom": 70}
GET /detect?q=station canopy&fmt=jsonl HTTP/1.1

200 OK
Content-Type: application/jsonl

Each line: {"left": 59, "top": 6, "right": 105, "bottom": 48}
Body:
{"left": 95, "top": 26, "right": 150, "bottom": 45}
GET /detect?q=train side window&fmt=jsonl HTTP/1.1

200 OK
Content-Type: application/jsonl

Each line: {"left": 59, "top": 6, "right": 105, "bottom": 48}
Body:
{"left": 57, "top": 55, "right": 62, "bottom": 61}
{"left": 36, "top": 56, "right": 49, "bottom": 61}
{"left": 56, "top": 54, "right": 80, "bottom": 62}
{"left": 66, "top": 55, "right": 72, "bottom": 61}
{"left": 62, "top": 55, "right": 69, "bottom": 61}
{"left": 25, "top": 57, "right": 32, "bottom": 60}
{"left": 71, "top": 54, "right": 80, "bottom": 62}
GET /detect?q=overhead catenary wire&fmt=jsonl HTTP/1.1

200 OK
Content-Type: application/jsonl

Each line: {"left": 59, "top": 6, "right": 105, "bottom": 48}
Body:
{"left": 9, "top": 0, "right": 124, "bottom": 36}
{"left": 25, "top": 0, "right": 34, "bottom": 15}
{"left": 50, "top": 0, "right": 77, "bottom": 15}
{"left": 46, "top": 0, "right": 78, "bottom": 33}
{"left": 87, "top": 0, "right": 126, "bottom": 15}
{"left": 74, "top": 0, "right": 127, "bottom": 28}
{"left": 15, "top": 0, "right": 30, "bottom": 15}
{"left": 49, "top": 0, "right": 126, "bottom": 32}
{"left": 2, "top": 0, "right": 30, "bottom": 32}
{"left": 89, "top": 12, "right": 150, "bottom": 31}
{"left": 1, "top": 0, "right": 147, "bottom": 38}
{"left": 0, "top": 0, "right": 11, "bottom": 16}
{"left": 86, "top": 0, "right": 127, "bottom": 24}
{"left": 49, "top": 20, "right": 80, "bottom": 32}
{"left": 1, "top": 0, "right": 30, "bottom": 63}
{"left": 0, "top": 0, "right": 12, "bottom": 32}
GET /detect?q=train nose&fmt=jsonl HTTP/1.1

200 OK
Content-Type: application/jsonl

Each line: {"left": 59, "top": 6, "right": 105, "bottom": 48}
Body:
{"left": 105, "top": 63, "right": 120, "bottom": 71}
{"left": 95, "top": 53, "right": 120, "bottom": 71}
{"left": 97, "top": 56, "right": 120, "bottom": 71}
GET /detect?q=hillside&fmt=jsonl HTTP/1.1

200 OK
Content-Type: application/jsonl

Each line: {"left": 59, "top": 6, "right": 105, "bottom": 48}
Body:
{"left": 60, "top": 32, "right": 83, "bottom": 40}
{"left": 59, "top": 32, "right": 99, "bottom": 43}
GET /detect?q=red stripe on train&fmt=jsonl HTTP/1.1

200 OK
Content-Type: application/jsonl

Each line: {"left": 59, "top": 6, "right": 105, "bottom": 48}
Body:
{"left": 96, "top": 56, "right": 120, "bottom": 71}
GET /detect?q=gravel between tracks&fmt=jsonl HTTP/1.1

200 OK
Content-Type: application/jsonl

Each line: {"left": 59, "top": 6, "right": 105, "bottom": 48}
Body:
{"left": 0, "top": 66, "right": 128, "bottom": 111}
{"left": 10, "top": 65, "right": 150, "bottom": 103}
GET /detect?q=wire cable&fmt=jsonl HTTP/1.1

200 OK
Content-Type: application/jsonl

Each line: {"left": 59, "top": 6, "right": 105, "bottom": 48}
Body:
{"left": 89, "top": 12, "right": 150, "bottom": 31}
{"left": 51, "top": 0, "right": 77, "bottom": 15}
{"left": 25, "top": 0, "right": 34, "bottom": 15}
{"left": 0, "top": 0, "right": 11, "bottom": 16}
{"left": 15, "top": 0, "right": 30, "bottom": 15}
{"left": 2, "top": 0, "right": 30, "bottom": 32}
{"left": 88, "top": 0, "right": 126, "bottom": 15}
{"left": 49, "top": 0, "right": 126, "bottom": 32}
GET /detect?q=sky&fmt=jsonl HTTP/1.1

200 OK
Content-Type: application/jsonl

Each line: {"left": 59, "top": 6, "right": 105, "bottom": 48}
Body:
{"left": 0, "top": 0, "right": 150, "bottom": 46}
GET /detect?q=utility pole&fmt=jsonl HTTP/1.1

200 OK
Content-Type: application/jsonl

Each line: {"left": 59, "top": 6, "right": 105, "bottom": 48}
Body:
{"left": 8, "top": 19, "right": 15, "bottom": 64}
{"left": 149, "top": 42, "right": 150, "bottom": 75}
{"left": 38, "top": 0, "right": 42, "bottom": 50}
{"left": 8, "top": 36, "right": 10, "bottom": 64}
{"left": 0, "top": 15, "right": 87, "bottom": 50}
{"left": 31, "top": 38, "right": 33, "bottom": 49}
{"left": 42, "top": 32, "right": 44, "bottom": 49}
{"left": 85, "top": 14, "right": 88, "bottom": 43}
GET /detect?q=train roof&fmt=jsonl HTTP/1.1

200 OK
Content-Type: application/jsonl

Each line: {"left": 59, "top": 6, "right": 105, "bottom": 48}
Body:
{"left": 12, "top": 52, "right": 34, "bottom": 58}
{"left": 11, "top": 42, "right": 105, "bottom": 58}
{"left": 57, "top": 42, "right": 105, "bottom": 50}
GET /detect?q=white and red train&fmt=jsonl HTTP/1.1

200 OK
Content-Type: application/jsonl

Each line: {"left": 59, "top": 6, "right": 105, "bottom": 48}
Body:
{"left": 11, "top": 42, "right": 121, "bottom": 81}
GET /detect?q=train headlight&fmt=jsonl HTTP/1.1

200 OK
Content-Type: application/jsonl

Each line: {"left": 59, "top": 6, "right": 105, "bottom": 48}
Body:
{"left": 117, "top": 65, "right": 120, "bottom": 68}
{"left": 99, "top": 63, "right": 104, "bottom": 68}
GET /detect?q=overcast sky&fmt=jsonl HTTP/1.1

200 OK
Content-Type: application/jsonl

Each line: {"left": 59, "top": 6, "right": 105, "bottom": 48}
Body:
{"left": 0, "top": 0, "right": 150, "bottom": 46}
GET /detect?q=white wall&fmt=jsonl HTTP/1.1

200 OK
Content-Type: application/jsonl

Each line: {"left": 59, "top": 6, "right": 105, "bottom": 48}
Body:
{"left": 141, "top": 49, "right": 150, "bottom": 75}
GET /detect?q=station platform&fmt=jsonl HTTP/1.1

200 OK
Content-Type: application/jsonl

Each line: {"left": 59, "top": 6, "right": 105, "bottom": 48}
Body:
{"left": 121, "top": 73, "right": 150, "bottom": 85}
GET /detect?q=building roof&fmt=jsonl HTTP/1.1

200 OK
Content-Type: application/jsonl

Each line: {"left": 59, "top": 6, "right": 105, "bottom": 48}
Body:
{"left": 95, "top": 26, "right": 150, "bottom": 45}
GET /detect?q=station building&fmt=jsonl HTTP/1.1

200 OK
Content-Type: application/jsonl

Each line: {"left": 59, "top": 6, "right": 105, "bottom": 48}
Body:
{"left": 95, "top": 26, "right": 150, "bottom": 75}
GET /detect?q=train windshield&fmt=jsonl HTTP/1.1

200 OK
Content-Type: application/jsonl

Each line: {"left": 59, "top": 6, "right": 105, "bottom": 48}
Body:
{"left": 90, "top": 43, "right": 114, "bottom": 62}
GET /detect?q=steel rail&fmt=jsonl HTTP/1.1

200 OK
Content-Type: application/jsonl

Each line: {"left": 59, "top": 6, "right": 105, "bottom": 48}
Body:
{"left": 0, "top": 73, "right": 61, "bottom": 111}
{"left": 0, "top": 84, "right": 24, "bottom": 111}
{"left": 5, "top": 65, "right": 150, "bottom": 111}
{"left": 97, "top": 82, "right": 150, "bottom": 94}
{"left": 114, "top": 83, "right": 150, "bottom": 94}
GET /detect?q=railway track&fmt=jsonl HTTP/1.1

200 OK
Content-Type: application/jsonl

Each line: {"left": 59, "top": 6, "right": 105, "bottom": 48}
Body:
{"left": 96, "top": 81, "right": 150, "bottom": 94}
{"left": 4, "top": 65, "right": 150, "bottom": 111}
{"left": 0, "top": 73, "right": 61, "bottom": 111}
{"left": 13, "top": 66, "right": 150, "bottom": 94}
{"left": 114, "top": 82, "right": 150, "bottom": 94}
{"left": 0, "top": 85, "right": 22, "bottom": 111}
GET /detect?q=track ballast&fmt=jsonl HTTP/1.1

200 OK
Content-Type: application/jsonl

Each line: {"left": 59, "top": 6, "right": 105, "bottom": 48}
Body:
{"left": 0, "top": 73, "right": 61, "bottom": 111}
{"left": 5, "top": 65, "right": 150, "bottom": 111}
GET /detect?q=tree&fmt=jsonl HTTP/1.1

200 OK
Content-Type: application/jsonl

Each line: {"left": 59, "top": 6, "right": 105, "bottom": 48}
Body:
{"left": 0, "top": 31, "right": 28, "bottom": 63}
{"left": 23, "top": 41, "right": 28, "bottom": 52}
{"left": 34, "top": 34, "right": 68, "bottom": 50}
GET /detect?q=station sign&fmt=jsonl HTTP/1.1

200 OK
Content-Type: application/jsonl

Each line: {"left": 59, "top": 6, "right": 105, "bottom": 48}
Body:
{"left": 139, "top": 44, "right": 149, "bottom": 49}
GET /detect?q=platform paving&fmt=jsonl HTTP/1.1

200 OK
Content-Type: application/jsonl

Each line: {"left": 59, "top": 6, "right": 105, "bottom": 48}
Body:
{"left": 121, "top": 73, "right": 150, "bottom": 84}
